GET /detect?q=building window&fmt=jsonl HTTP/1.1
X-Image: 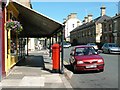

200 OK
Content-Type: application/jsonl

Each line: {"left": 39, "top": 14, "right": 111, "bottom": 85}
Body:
{"left": 72, "top": 24, "right": 75, "bottom": 28}
{"left": 108, "top": 24, "right": 112, "bottom": 31}
{"left": 104, "top": 23, "right": 107, "bottom": 32}
{"left": 89, "top": 31, "right": 91, "bottom": 36}
{"left": 113, "top": 20, "right": 117, "bottom": 32}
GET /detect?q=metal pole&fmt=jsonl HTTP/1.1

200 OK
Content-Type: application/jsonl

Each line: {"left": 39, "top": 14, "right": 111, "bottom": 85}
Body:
{"left": 19, "top": 38, "right": 22, "bottom": 58}
{"left": 44, "top": 38, "right": 47, "bottom": 49}
{"left": 27, "top": 37, "right": 29, "bottom": 56}
{"left": 20, "top": 38, "right": 23, "bottom": 58}
{"left": 60, "top": 26, "right": 65, "bottom": 74}
{"left": 55, "top": 33, "right": 57, "bottom": 43}
{"left": 49, "top": 37, "right": 51, "bottom": 57}
{"left": 52, "top": 37, "right": 54, "bottom": 45}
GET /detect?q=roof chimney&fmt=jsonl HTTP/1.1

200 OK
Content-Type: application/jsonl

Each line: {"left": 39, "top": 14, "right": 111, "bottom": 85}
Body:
{"left": 63, "top": 18, "right": 66, "bottom": 22}
{"left": 100, "top": 5, "right": 106, "bottom": 16}
{"left": 88, "top": 14, "right": 92, "bottom": 22}
{"left": 70, "top": 13, "right": 77, "bottom": 19}
{"left": 77, "top": 21, "right": 81, "bottom": 26}
{"left": 67, "top": 15, "right": 71, "bottom": 20}
{"left": 84, "top": 16, "right": 88, "bottom": 23}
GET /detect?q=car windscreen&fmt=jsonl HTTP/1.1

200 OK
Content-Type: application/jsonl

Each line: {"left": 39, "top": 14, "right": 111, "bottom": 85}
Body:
{"left": 75, "top": 47, "right": 97, "bottom": 56}
{"left": 108, "top": 44, "right": 119, "bottom": 47}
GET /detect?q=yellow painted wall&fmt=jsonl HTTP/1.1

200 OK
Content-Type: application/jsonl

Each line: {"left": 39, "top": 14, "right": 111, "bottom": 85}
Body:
{"left": 5, "top": 3, "right": 19, "bottom": 74}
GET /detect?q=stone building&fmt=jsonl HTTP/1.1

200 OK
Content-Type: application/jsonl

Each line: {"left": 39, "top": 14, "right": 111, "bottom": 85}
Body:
{"left": 63, "top": 13, "right": 82, "bottom": 42}
{"left": 70, "top": 6, "right": 111, "bottom": 47}
{"left": 101, "top": 14, "right": 120, "bottom": 46}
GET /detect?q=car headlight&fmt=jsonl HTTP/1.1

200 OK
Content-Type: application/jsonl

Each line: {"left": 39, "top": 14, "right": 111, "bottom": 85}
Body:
{"left": 77, "top": 61, "right": 84, "bottom": 64}
{"left": 98, "top": 59, "right": 103, "bottom": 63}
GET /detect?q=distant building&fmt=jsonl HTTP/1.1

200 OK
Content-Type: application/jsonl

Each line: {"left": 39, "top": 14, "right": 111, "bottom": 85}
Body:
{"left": 63, "top": 13, "right": 82, "bottom": 42}
{"left": 70, "top": 6, "right": 111, "bottom": 47}
{"left": 15, "top": 0, "right": 32, "bottom": 8}
{"left": 101, "top": 14, "right": 120, "bottom": 46}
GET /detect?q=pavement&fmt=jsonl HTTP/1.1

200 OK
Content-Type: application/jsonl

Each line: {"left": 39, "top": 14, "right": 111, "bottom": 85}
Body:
{"left": 0, "top": 49, "right": 73, "bottom": 89}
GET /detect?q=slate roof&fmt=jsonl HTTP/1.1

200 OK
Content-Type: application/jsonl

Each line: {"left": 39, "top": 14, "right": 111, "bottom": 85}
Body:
{"left": 71, "top": 15, "right": 111, "bottom": 33}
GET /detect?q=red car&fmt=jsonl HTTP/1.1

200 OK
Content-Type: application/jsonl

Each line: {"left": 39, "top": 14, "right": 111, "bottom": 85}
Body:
{"left": 69, "top": 45, "right": 104, "bottom": 73}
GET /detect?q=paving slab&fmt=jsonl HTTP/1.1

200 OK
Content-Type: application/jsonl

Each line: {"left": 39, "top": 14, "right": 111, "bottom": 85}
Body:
{"left": 41, "top": 74, "right": 62, "bottom": 83}
{"left": 1, "top": 79, "right": 21, "bottom": 87}
{"left": 1, "top": 49, "right": 73, "bottom": 89}
{"left": 19, "top": 76, "right": 45, "bottom": 87}
{"left": 43, "top": 83, "right": 66, "bottom": 88}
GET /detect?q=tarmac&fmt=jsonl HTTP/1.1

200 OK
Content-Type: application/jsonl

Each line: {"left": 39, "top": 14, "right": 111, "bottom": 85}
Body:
{"left": 0, "top": 49, "right": 73, "bottom": 89}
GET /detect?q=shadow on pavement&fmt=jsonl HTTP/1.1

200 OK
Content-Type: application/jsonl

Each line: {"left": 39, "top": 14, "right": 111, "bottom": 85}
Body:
{"left": 64, "top": 65, "right": 73, "bottom": 72}
{"left": 16, "top": 55, "right": 52, "bottom": 73}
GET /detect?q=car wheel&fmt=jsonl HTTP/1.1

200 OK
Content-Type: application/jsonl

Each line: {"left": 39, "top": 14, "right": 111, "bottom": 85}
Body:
{"left": 69, "top": 59, "right": 72, "bottom": 66}
{"left": 108, "top": 49, "right": 111, "bottom": 54}
{"left": 102, "top": 49, "right": 105, "bottom": 54}
{"left": 73, "top": 65, "right": 77, "bottom": 73}
{"left": 99, "top": 69, "right": 104, "bottom": 72}
{"left": 102, "top": 50, "right": 104, "bottom": 53}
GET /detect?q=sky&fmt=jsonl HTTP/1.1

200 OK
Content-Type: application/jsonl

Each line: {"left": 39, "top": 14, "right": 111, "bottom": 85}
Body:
{"left": 31, "top": 1, "right": 118, "bottom": 23}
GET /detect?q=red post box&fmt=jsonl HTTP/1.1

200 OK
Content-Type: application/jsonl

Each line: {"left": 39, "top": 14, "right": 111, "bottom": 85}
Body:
{"left": 52, "top": 43, "right": 60, "bottom": 73}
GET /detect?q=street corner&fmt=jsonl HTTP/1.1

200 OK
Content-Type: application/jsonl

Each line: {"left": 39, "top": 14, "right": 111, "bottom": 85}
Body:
{"left": 60, "top": 74, "right": 73, "bottom": 89}
{"left": 63, "top": 61, "right": 73, "bottom": 79}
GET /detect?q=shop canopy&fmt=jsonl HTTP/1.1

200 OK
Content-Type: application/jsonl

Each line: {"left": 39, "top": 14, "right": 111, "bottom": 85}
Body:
{"left": 8, "top": 1, "right": 63, "bottom": 38}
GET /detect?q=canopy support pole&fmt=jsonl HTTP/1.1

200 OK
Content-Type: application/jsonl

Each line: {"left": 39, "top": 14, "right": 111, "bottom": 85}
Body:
{"left": 60, "top": 26, "right": 64, "bottom": 74}
{"left": 27, "top": 37, "right": 29, "bottom": 56}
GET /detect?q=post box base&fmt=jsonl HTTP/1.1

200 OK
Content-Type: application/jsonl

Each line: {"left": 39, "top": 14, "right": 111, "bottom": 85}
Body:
{"left": 52, "top": 69, "right": 60, "bottom": 73}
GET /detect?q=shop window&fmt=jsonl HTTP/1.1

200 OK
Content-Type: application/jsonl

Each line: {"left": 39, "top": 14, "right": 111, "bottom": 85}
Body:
{"left": 11, "top": 31, "right": 17, "bottom": 55}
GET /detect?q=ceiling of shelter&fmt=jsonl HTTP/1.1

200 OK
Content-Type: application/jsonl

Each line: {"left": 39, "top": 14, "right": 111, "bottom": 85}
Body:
{"left": 9, "top": 1, "right": 63, "bottom": 38}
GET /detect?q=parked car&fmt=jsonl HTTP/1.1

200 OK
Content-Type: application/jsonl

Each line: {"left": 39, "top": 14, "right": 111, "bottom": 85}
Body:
{"left": 87, "top": 43, "right": 98, "bottom": 51}
{"left": 69, "top": 45, "right": 104, "bottom": 73}
{"left": 102, "top": 43, "right": 120, "bottom": 54}
{"left": 63, "top": 43, "right": 71, "bottom": 48}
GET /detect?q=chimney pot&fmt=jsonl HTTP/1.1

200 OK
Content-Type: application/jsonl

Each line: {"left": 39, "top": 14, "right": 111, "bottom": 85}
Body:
{"left": 84, "top": 16, "right": 88, "bottom": 23}
{"left": 67, "top": 15, "right": 71, "bottom": 19}
{"left": 88, "top": 14, "right": 93, "bottom": 22}
{"left": 101, "top": 5, "right": 106, "bottom": 16}
{"left": 70, "top": 13, "right": 77, "bottom": 19}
